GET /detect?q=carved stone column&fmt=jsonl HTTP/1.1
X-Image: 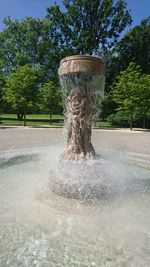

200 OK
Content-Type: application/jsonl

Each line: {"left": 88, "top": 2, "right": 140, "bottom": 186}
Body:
{"left": 58, "top": 55, "right": 105, "bottom": 160}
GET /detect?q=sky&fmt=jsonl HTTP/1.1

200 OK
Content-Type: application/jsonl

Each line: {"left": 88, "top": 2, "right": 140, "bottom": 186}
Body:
{"left": 0, "top": 0, "right": 150, "bottom": 33}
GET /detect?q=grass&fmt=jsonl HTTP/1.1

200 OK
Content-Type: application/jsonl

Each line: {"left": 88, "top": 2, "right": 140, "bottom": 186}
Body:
{"left": 0, "top": 114, "right": 64, "bottom": 127}
{"left": 0, "top": 113, "right": 112, "bottom": 128}
{"left": 0, "top": 113, "right": 64, "bottom": 120}
{"left": 92, "top": 120, "right": 112, "bottom": 128}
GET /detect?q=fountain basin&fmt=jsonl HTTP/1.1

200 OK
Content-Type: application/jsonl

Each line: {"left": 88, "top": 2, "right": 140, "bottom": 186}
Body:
{"left": 0, "top": 128, "right": 150, "bottom": 266}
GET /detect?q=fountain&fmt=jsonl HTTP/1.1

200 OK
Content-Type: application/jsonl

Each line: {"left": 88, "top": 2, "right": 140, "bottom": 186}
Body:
{"left": 50, "top": 55, "right": 107, "bottom": 199}
{"left": 0, "top": 56, "right": 150, "bottom": 266}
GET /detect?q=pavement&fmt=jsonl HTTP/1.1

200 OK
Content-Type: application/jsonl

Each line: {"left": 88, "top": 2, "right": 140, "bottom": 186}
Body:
{"left": 0, "top": 126, "right": 150, "bottom": 156}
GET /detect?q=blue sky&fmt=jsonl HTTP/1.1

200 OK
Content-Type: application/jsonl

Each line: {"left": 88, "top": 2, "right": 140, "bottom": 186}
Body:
{"left": 0, "top": 0, "right": 149, "bottom": 33}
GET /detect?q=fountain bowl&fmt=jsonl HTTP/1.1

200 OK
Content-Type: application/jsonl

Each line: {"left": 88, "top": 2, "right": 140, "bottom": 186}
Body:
{"left": 58, "top": 55, "right": 105, "bottom": 76}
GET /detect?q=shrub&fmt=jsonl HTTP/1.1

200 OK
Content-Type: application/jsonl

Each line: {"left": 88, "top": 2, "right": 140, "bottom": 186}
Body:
{"left": 107, "top": 111, "right": 130, "bottom": 127}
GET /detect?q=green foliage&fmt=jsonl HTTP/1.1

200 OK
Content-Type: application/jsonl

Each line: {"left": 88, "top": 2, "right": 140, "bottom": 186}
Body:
{"left": 135, "top": 74, "right": 150, "bottom": 113}
{"left": 112, "top": 61, "right": 140, "bottom": 130}
{"left": 108, "top": 111, "right": 150, "bottom": 129}
{"left": 0, "top": 16, "right": 70, "bottom": 82}
{"left": 39, "top": 81, "right": 62, "bottom": 114}
{"left": 0, "top": 17, "right": 40, "bottom": 72}
{"left": 112, "top": 62, "right": 150, "bottom": 129}
{"left": 107, "top": 111, "right": 130, "bottom": 127}
{"left": 112, "top": 62, "right": 141, "bottom": 108}
{"left": 46, "top": 0, "right": 132, "bottom": 54}
{"left": 115, "top": 17, "right": 150, "bottom": 74}
{"left": 0, "top": 74, "right": 5, "bottom": 111}
{"left": 4, "top": 65, "right": 41, "bottom": 124}
{"left": 134, "top": 74, "right": 150, "bottom": 128}
{"left": 105, "top": 16, "right": 150, "bottom": 97}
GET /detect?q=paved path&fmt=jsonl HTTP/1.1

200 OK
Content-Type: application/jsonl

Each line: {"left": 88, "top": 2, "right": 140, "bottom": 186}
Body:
{"left": 0, "top": 127, "right": 150, "bottom": 156}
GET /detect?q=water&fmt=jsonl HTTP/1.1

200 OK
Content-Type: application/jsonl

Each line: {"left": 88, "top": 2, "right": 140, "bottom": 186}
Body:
{"left": 0, "top": 140, "right": 150, "bottom": 267}
{"left": 59, "top": 72, "right": 105, "bottom": 160}
{"left": 60, "top": 72, "right": 105, "bottom": 119}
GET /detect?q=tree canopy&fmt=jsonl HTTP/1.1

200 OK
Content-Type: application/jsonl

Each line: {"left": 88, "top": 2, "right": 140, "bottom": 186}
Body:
{"left": 0, "top": 16, "right": 70, "bottom": 82}
{"left": 46, "top": 0, "right": 132, "bottom": 55}
{"left": 115, "top": 16, "right": 150, "bottom": 74}
{"left": 112, "top": 62, "right": 150, "bottom": 129}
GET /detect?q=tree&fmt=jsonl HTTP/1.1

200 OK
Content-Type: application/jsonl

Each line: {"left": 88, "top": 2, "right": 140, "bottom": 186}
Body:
{"left": 0, "top": 16, "right": 70, "bottom": 83}
{"left": 46, "top": 0, "right": 132, "bottom": 55}
{"left": 0, "top": 74, "right": 6, "bottom": 123}
{"left": 115, "top": 17, "right": 150, "bottom": 74}
{"left": 0, "top": 74, "right": 5, "bottom": 107}
{"left": 0, "top": 17, "right": 40, "bottom": 73}
{"left": 135, "top": 74, "right": 150, "bottom": 128}
{"left": 39, "top": 81, "right": 62, "bottom": 124}
{"left": 4, "top": 65, "right": 41, "bottom": 126}
{"left": 112, "top": 62, "right": 142, "bottom": 130}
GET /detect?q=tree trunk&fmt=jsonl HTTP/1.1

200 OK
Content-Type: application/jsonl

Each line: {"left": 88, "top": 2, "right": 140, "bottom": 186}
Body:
{"left": 130, "top": 111, "right": 133, "bottom": 130}
{"left": 17, "top": 113, "right": 23, "bottom": 121}
{"left": 23, "top": 111, "right": 26, "bottom": 127}
{"left": 49, "top": 110, "right": 52, "bottom": 125}
{"left": 143, "top": 115, "right": 146, "bottom": 129}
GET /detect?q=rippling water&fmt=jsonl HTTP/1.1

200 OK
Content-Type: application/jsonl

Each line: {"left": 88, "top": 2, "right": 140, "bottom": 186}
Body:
{"left": 0, "top": 146, "right": 150, "bottom": 267}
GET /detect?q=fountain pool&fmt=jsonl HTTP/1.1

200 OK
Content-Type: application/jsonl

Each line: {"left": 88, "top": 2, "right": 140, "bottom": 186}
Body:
{"left": 0, "top": 127, "right": 150, "bottom": 267}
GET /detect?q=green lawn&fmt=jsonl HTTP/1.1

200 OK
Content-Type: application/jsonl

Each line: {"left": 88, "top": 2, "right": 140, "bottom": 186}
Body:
{"left": 0, "top": 113, "right": 64, "bottom": 119}
{"left": 0, "top": 114, "right": 112, "bottom": 128}
{"left": 93, "top": 120, "right": 113, "bottom": 128}
{"left": 0, "top": 114, "right": 64, "bottom": 127}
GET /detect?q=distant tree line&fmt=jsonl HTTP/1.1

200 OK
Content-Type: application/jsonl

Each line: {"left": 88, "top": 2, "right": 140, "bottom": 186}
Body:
{"left": 0, "top": 0, "right": 149, "bottom": 128}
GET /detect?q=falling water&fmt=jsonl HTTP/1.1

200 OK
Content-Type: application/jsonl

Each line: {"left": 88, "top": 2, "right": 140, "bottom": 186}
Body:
{"left": 50, "top": 55, "right": 107, "bottom": 197}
